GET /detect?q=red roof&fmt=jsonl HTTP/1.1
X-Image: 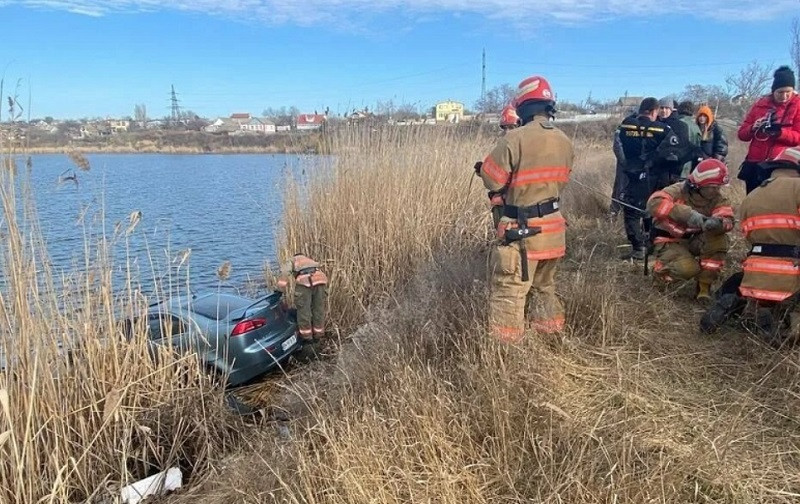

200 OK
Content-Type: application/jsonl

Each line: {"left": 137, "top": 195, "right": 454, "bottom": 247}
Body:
{"left": 231, "top": 113, "right": 251, "bottom": 119}
{"left": 297, "top": 114, "right": 326, "bottom": 125}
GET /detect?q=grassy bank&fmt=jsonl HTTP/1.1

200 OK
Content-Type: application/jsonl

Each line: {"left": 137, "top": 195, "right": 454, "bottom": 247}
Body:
{"left": 171, "top": 125, "right": 800, "bottom": 503}
{"left": 5, "top": 118, "right": 795, "bottom": 503}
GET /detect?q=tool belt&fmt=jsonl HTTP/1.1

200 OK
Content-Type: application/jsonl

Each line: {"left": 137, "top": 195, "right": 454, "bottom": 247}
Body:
{"left": 749, "top": 243, "right": 800, "bottom": 259}
{"left": 501, "top": 199, "right": 555, "bottom": 282}
{"left": 295, "top": 267, "right": 318, "bottom": 276}
{"left": 503, "top": 198, "right": 560, "bottom": 219}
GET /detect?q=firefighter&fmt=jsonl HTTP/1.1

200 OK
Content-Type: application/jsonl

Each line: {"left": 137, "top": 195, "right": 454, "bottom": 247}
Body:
{"left": 484, "top": 104, "right": 523, "bottom": 228}
{"left": 646, "top": 159, "right": 734, "bottom": 300}
{"left": 735, "top": 147, "right": 800, "bottom": 340}
{"left": 479, "top": 75, "right": 574, "bottom": 342}
{"left": 700, "top": 148, "right": 800, "bottom": 339}
{"left": 276, "top": 253, "right": 328, "bottom": 344}
{"left": 616, "top": 97, "right": 679, "bottom": 260}
{"left": 499, "top": 104, "right": 520, "bottom": 131}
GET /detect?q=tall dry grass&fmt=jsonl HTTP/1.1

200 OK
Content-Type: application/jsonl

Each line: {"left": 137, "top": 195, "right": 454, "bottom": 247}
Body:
{"left": 0, "top": 150, "right": 241, "bottom": 502}
{"left": 174, "top": 122, "right": 800, "bottom": 503}
{"left": 276, "top": 125, "right": 495, "bottom": 330}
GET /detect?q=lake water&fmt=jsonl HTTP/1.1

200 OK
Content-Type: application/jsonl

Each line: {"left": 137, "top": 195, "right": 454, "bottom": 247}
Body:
{"left": 8, "top": 154, "right": 312, "bottom": 294}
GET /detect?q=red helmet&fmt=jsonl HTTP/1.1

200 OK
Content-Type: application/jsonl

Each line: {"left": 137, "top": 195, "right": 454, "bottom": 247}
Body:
{"left": 514, "top": 76, "right": 554, "bottom": 107}
{"left": 500, "top": 104, "right": 519, "bottom": 128}
{"left": 688, "top": 158, "right": 730, "bottom": 187}
{"left": 771, "top": 147, "right": 800, "bottom": 166}
{"left": 758, "top": 147, "right": 800, "bottom": 174}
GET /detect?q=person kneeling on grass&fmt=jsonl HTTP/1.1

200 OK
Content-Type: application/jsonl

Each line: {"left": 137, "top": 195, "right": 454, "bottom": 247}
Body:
{"left": 646, "top": 159, "right": 734, "bottom": 301}
{"left": 701, "top": 148, "right": 800, "bottom": 346}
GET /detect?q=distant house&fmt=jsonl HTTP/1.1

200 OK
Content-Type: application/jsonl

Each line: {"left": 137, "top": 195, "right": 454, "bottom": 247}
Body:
{"left": 616, "top": 96, "right": 643, "bottom": 114}
{"left": 33, "top": 121, "right": 58, "bottom": 134}
{"left": 204, "top": 118, "right": 239, "bottom": 134}
{"left": 435, "top": 101, "right": 464, "bottom": 123}
{"left": 296, "top": 114, "right": 326, "bottom": 131}
{"left": 107, "top": 119, "right": 130, "bottom": 133}
{"left": 80, "top": 123, "right": 111, "bottom": 138}
{"left": 276, "top": 125, "right": 291, "bottom": 132}
{"left": 230, "top": 113, "right": 251, "bottom": 122}
{"left": 145, "top": 119, "right": 165, "bottom": 130}
{"left": 240, "top": 117, "right": 276, "bottom": 134}
{"left": 347, "top": 109, "right": 373, "bottom": 122}
{"left": 481, "top": 112, "right": 501, "bottom": 125}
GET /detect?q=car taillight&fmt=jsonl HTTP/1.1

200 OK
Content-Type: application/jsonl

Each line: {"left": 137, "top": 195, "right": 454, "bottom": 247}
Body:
{"left": 231, "top": 318, "right": 267, "bottom": 336}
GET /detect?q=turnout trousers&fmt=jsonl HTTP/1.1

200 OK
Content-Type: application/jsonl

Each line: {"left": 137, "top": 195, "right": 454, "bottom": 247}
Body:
{"left": 488, "top": 241, "right": 564, "bottom": 343}
{"left": 295, "top": 284, "right": 328, "bottom": 340}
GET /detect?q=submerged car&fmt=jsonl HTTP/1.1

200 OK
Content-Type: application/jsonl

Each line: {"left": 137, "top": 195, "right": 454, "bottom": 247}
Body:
{"left": 128, "top": 291, "right": 299, "bottom": 386}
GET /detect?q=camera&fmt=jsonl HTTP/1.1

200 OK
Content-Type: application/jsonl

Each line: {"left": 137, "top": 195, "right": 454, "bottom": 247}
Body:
{"left": 758, "top": 109, "right": 781, "bottom": 136}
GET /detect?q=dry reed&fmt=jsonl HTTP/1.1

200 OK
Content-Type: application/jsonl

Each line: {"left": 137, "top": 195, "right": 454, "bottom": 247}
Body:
{"left": 0, "top": 149, "right": 240, "bottom": 502}
{"left": 174, "top": 122, "right": 800, "bottom": 504}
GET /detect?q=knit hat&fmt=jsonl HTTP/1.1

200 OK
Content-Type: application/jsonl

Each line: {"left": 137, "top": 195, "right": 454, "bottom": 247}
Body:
{"left": 772, "top": 65, "right": 796, "bottom": 92}
{"left": 658, "top": 97, "right": 675, "bottom": 108}
{"left": 696, "top": 104, "right": 714, "bottom": 123}
{"left": 677, "top": 101, "right": 695, "bottom": 116}
{"left": 696, "top": 105, "right": 714, "bottom": 139}
{"left": 638, "top": 97, "right": 659, "bottom": 114}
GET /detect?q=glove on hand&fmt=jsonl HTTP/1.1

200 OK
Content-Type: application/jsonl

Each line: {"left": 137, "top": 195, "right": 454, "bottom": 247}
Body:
{"left": 702, "top": 217, "right": 724, "bottom": 232}
{"left": 473, "top": 161, "right": 483, "bottom": 175}
{"left": 686, "top": 210, "right": 707, "bottom": 229}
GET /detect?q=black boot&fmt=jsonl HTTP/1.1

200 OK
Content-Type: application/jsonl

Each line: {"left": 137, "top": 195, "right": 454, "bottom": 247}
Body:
{"left": 619, "top": 247, "right": 645, "bottom": 261}
{"left": 700, "top": 293, "right": 745, "bottom": 334}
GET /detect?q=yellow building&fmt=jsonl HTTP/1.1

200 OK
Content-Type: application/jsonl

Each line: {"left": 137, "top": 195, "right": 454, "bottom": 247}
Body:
{"left": 435, "top": 100, "right": 464, "bottom": 123}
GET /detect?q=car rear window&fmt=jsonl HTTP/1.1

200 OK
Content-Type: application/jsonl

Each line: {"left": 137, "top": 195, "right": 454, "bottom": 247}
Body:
{"left": 191, "top": 294, "right": 251, "bottom": 320}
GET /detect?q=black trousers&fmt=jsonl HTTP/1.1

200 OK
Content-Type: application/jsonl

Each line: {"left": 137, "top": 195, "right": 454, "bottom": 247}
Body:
{"left": 610, "top": 162, "right": 626, "bottom": 215}
{"left": 622, "top": 171, "right": 651, "bottom": 250}
{"left": 738, "top": 161, "right": 766, "bottom": 194}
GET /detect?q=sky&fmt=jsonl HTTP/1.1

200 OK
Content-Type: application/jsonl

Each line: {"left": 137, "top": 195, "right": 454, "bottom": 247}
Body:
{"left": 2, "top": 0, "right": 799, "bottom": 120}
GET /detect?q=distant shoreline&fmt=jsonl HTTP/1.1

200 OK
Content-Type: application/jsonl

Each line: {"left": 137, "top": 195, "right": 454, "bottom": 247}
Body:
{"left": 16, "top": 130, "right": 325, "bottom": 155}
{"left": 23, "top": 145, "right": 320, "bottom": 155}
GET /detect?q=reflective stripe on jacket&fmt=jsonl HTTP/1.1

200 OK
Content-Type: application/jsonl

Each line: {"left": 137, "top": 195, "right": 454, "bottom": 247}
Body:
{"left": 646, "top": 182, "right": 733, "bottom": 244}
{"left": 479, "top": 116, "right": 574, "bottom": 259}
{"left": 738, "top": 170, "right": 800, "bottom": 301}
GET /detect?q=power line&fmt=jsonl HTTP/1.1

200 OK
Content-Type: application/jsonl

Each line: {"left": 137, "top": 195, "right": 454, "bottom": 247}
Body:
{"left": 491, "top": 58, "right": 757, "bottom": 70}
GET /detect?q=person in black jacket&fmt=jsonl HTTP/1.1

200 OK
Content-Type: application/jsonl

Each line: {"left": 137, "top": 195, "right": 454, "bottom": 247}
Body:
{"left": 657, "top": 97, "right": 695, "bottom": 185}
{"left": 695, "top": 104, "right": 728, "bottom": 163}
{"left": 610, "top": 112, "right": 636, "bottom": 217}
{"left": 616, "top": 97, "right": 677, "bottom": 260}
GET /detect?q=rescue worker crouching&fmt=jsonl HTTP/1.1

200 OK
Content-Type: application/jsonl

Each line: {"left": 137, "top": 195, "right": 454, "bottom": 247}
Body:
{"left": 646, "top": 159, "right": 734, "bottom": 300}
{"left": 734, "top": 147, "right": 800, "bottom": 341}
{"left": 276, "top": 254, "right": 328, "bottom": 345}
{"left": 479, "top": 75, "right": 574, "bottom": 343}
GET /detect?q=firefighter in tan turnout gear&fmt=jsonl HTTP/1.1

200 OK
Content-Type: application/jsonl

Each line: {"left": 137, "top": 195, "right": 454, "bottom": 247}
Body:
{"left": 646, "top": 158, "right": 734, "bottom": 300}
{"left": 479, "top": 75, "right": 574, "bottom": 342}
{"left": 276, "top": 254, "right": 328, "bottom": 343}
{"left": 737, "top": 147, "right": 800, "bottom": 339}
{"left": 699, "top": 147, "right": 800, "bottom": 340}
{"left": 485, "top": 104, "right": 522, "bottom": 229}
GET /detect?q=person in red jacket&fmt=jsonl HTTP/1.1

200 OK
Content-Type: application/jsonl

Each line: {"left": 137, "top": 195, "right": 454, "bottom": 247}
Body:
{"left": 737, "top": 65, "right": 800, "bottom": 193}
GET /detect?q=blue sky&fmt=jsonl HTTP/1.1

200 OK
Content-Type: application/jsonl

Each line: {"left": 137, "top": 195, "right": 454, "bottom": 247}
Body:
{"left": 2, "top": 0, "right": 798, "bottom": 119}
